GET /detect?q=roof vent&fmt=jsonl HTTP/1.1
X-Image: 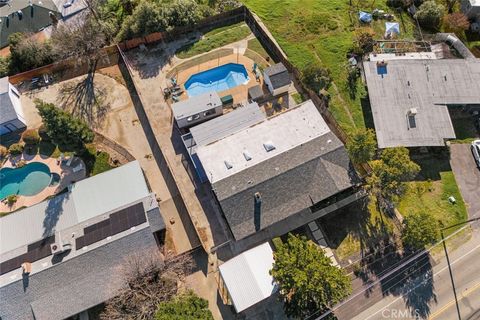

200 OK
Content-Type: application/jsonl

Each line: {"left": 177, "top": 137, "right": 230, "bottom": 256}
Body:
{"left": 254, "top": 192, "right": 262, "bottom": 203}
{"left": 224, "top": 160, "right": 233, "bottom": 170}
{"left": 263, "top": 141, "right": 276, "bottom": 152}
{"left": 243, "top": 150, "right": 252, "bottom": 161}
{"left": 408, "top": 108, "right": 418, "bottom": 116}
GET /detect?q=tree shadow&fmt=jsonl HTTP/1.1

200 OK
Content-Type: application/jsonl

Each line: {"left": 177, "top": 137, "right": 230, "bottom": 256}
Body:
{"left": 57, "top": 75, "right": 111, "bottom": 129}
{"left": 360, "top": 94, "right": 375, "bottom": 130}
{"left": 42, "top": 191, "right": 70, "bottom": 238}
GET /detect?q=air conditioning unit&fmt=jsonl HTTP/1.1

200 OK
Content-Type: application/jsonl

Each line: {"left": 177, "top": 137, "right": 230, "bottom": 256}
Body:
{"left": 408, "top": 108, "right": 418, "bottom": 116}
{"left": 50, "top": 242, "right": 72, "bottom": 255}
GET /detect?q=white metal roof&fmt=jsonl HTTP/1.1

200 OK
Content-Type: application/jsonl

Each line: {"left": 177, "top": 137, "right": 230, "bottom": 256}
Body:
{"left": 196, "top": 100, "right": 331, "bottom": 183}
{"left": 0, "top": 161, "right": 150, "bottom": 257}
{"left": 171, "top": 91, "right": 222, "bottom": 119}
{"left": 219, "top": 242, "right": 276, "bottom": 312}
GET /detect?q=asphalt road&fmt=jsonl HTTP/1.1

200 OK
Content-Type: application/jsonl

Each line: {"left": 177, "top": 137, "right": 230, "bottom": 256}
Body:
{"left": 342, "top": 230, "right": 480, "bottom": 320}
{"left": 450, "top": 144, "right": 480, "bottom": 218}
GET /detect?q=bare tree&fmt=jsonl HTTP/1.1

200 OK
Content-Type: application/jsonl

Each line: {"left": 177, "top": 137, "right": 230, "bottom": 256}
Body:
{"left": 100, "top": 250, "right": 195, "bottom": 320}
{"left": 50, "top": 13, "right": 110, "bottom": 127}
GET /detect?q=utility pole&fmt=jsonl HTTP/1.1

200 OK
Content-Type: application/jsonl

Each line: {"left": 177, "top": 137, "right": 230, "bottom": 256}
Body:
{"left": 440, "top": 216, "right": 480, "bottom": 320}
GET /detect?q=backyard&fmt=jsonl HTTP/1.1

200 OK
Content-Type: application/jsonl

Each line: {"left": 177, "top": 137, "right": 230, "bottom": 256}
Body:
{"left": 242, "top": 0, "right": 418, "bottom": 133}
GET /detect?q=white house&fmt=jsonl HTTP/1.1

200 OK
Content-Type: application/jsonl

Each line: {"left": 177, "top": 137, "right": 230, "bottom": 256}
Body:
{"left": 171, "top": 92, "right": 223, "bottom": 129}
{"left": 0, "top": 77, "right": 26, "bottom": 136}
{"left": 263, "top": 63, "right": 291, "bottom": 96}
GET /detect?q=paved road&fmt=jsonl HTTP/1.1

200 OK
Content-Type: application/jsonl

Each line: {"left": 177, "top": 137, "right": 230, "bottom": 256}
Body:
{"left": 332, "top": 230, "right": 480, "bottom": 320}
{"left": 450, "top": 144, "right": 480, "bottom": 218}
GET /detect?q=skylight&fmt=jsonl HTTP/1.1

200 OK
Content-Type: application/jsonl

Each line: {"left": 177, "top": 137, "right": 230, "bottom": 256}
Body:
{"left": 243, "top": 150, "right": 252, "bottom": 161}
{"left": 224, "top": 160, "right": 233, "bottom": 170}
{"left": 263, "top": 141, "right": 276, "bottom": 152}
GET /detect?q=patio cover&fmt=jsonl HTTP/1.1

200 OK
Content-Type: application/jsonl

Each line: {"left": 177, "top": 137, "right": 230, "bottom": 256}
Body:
{"left": 359, "top": 11, "right": 372, "bottom": 23}
{"left": 219, "top": 242, "right": 276, "bottom": 312}
{"left": 385, "top": 22, "right": 400, "bottom": 34}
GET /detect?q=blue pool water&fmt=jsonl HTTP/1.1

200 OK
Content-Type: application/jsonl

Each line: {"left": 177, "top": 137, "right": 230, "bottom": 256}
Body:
{"left": 185, "top": 63, "right": 249, "bottom": 97}
{"left": 0, "top": 162, "right": 52, "bottom": 200}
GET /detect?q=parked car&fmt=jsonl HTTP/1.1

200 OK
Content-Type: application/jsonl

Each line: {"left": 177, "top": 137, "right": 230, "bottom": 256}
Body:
{"left": 472, "top": 140, "right": 480, "bottom": 168}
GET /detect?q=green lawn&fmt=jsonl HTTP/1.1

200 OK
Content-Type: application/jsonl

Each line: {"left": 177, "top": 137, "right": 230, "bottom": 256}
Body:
{"left": 244, "top": 38, "right": 273, "bottom": 70}
{"left": 176, "top": 23, "right": 251, "bottom": 59}
{"left": 396, "top": 157, "right": 468, "bottom": 236}
{"left": 242, "top": 0, "right": 417, "bottom": 133}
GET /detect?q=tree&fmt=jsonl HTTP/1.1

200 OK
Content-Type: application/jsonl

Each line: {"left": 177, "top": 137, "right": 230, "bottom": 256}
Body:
{"left": 402, "top": 211, "right": 439, "bottom": 250}
{"left": 0, "top": 145, "right": 7, "bottom": 159}
{"left": 270, "top": 234, "right": 351, "bottom": 319}
{"left": 21, "top": 129, "right": 40, "bottom": 145}
{"left": 101, "top": 250, "right": 195, "bottom": 320}
{"left": 8, "top": 143, "right": 24, "bottom": 156}
{"left": 366, "top": 147, "right": 420, "bottom": 200}
{"left": 301, "top": 64, "right": 331, "bottom": 93}
{"left": 155, "top": 291, "right": 213, "bottom": 320}
{"left": 414, "top": 1, "right": 445, "bottom": 30}
{"left": 116, "top": 0, "right": 164, "bottom": 41}
{"left": 346, "top": 128, "right": 377, "bottom": 164}
{"left": 443, "top": 13, "right": 470, "bottom": 36}
{"left": 7, "top": 33, "right": 55, "bottom": 75}
{"left": 36, "top": 100, "right": 94, "bottom": 151}
{"left": 353, "top": 28, "right": 375, "bottom": 55}
{"left": 50, "top": 15, "right": 110, "bottom": 126}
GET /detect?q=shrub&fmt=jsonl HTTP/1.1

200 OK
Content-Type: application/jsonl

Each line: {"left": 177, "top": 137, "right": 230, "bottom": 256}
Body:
{"left": 8, "top": 143, "right": 24, "bottom": 156}
{"left": 38, "top": 124, "right": 51, "bottom": 141}
{"left": 0, "top": 145, "right": 7, "bottom": 158}
{"left": 443, "top": 13, "right": 470, "bottom": 36}
{"left": 6, "top": 195, "right": 18, "bottom": 206}
{"left": 16, "top": 160, "right": 27, "bottom": 168}
{"left": 301, "top": 64, "right": 332, "bottom": 93}
{"left": 414, "top": 1, "right": 444, "bottom": 30}
{"left": 21, "top": 129, "right": 40, "bottom": 145}
{"left": 353, "top": 28, "right": 376, "bottom": 55}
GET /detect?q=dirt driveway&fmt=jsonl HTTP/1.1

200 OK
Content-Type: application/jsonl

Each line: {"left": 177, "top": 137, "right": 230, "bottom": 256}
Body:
{"left": 450, "top": 144, "right": 480, "bottom": 218}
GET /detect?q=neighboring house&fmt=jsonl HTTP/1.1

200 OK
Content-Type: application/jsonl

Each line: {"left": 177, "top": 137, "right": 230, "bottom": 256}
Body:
{"left": 196, "top": 100, "right": 359, "bottom": 247}
{"left": 363, "top": 55, "right": 480, "bottom": 148}
{"left": 219, "top": 242, "right": 276, "bottom": 313}
{"left": 0, "top": 161, "right": 166, "bottom": 320}
{"left": 0, "top": 0, "right": 61, "bottom": 48}
{"left": 461, "top": 0, "right": 480, "bottom": 20}
{"left": 181, "top": 101, "right": 266, "bottom": 182}
{"left": 172, "top": 92, "right": 223, "bottom": 129}
{"left": 263, "top": 63, "right": 291, "bottom": 96}
{"left": 0, "top": 76, "right": 26, "bottom": 135}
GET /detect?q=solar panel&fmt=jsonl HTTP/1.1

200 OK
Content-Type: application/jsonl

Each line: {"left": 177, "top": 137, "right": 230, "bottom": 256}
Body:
{"left": 75, "top": 202, "right": 146, "bottom": 249}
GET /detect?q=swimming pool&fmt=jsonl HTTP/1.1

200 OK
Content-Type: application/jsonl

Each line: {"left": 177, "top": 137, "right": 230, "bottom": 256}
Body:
{"left": 0, "top": 162, "right": 52, "bottom": 200}
{"left": 185, "top": 63, "right": 249, "bottom": 97}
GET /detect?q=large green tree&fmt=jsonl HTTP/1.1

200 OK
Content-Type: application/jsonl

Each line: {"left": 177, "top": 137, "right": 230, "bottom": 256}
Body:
{"left": 270, "top": 234, "right": 351, "bottom": 319}
{"left": 402, "top": 211, "right": 439, "bottom": 250}
{"left": 414, "top": 1, "right": 445, "bottom": 30}
{"left": 36, "top": 100, "right": 94, "bottom": 151}
{"left": 155, "top": 291, "right": 213, "bottom": 320}
{"left": 367, "top": 147, "right": 420, "bottom": 200}
{"left": 346, "top": 128, "right": 377, "bottom": 164}
{"left": 8, "top": 33, "right": 55, "bottom": 75}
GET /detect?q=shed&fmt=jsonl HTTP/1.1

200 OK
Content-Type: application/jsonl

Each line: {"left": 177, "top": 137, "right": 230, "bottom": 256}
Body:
{"left": 172, "top": 92, "right": 223, "bottom": 129}
{"left": 263, "top": 63, "right": 291, "bottom": 96}
{"left": 248, "top": 85, "right": 264, "bottom": 102}
{"left": 0, "top": 77, "right": 26, "bottom": 135}
{"left": 219, "top": 242, "right": 276, "bottom": 313}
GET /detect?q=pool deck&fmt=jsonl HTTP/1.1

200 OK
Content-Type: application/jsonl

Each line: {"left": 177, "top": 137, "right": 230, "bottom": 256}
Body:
{"left": 0, "top": 154, "right": 86, "bottom": 213}
{"left": 174, "top": 54, "right": 266, "bottom": 106}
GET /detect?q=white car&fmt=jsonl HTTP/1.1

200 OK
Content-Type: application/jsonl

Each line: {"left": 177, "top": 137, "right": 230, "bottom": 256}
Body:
{"left": 472, "top": 140, "right": 480, "bottom": 168}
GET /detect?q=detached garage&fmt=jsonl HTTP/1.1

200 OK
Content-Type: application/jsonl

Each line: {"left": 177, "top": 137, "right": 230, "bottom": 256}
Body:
{"left": 0, "top": 77, "right": 26, "bottom": 136}
{"left": 219, "top": 242, "right": 277, "bottom": 313}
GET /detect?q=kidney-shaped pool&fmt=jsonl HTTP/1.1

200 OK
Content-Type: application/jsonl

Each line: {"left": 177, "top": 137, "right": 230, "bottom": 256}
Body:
{"left": 184, "top": 63, "right": 249, "bottom": 97}
{"left": 0, "top": 162, "right": 52, "bottom": 200}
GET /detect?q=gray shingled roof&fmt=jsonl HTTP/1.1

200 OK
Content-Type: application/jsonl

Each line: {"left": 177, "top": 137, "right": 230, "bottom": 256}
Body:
{"left": 0, "top": 227, "right": 158, "bottom": 320}
{"left": 0, "top": 0, "right": 61, "bottom": 48}
{"left": 264, "top": 63, "right": 290, "bottom": 89}
{"left": 213, "top": 132, "right": 358, "bottom": 240}
{"left": 0, "top": 77, "right": 18, "bottom": 124}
